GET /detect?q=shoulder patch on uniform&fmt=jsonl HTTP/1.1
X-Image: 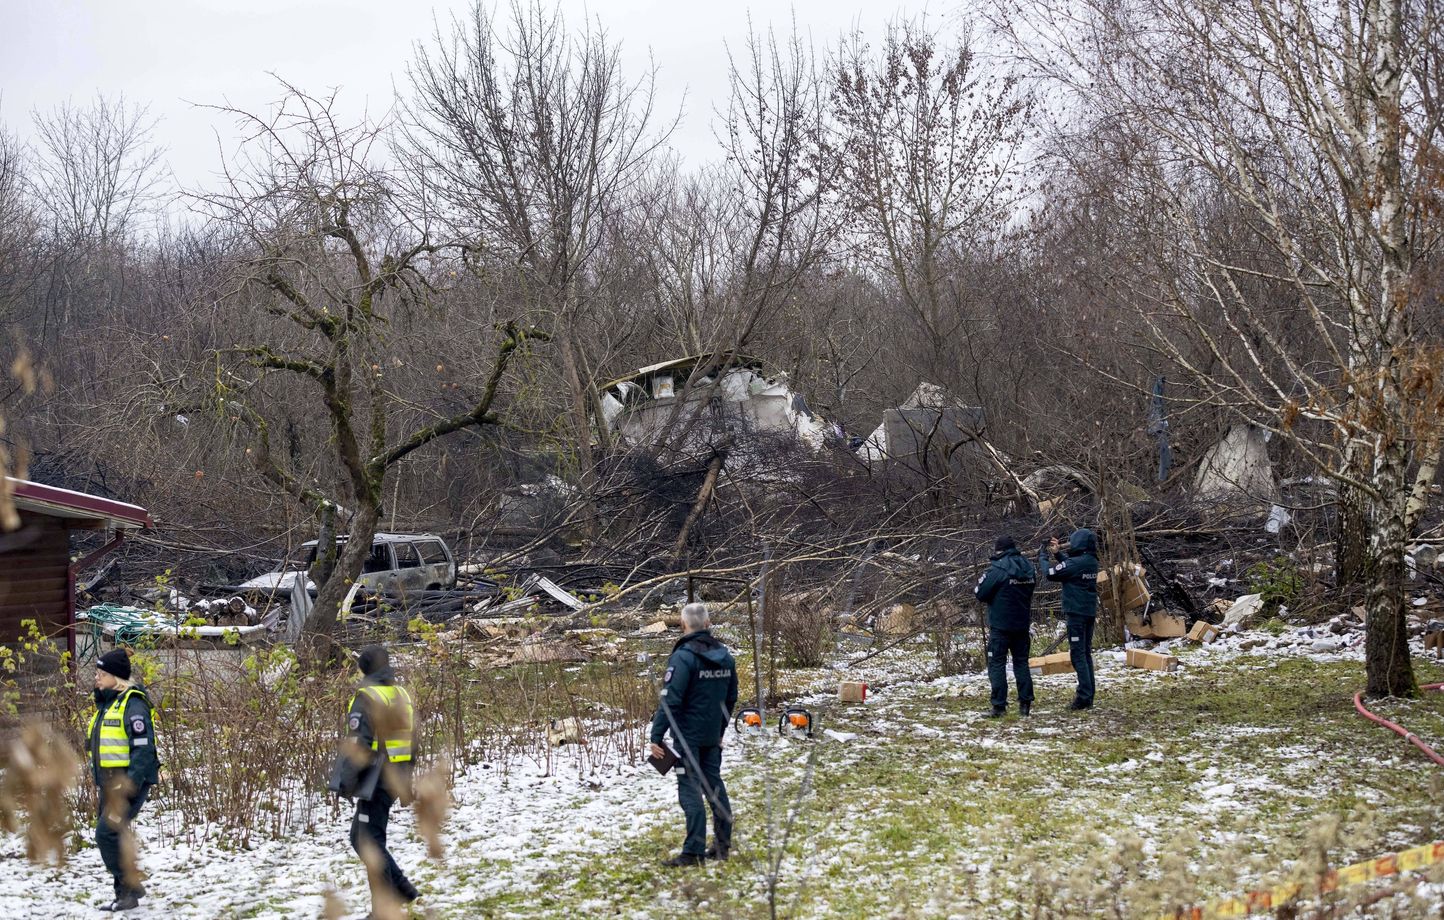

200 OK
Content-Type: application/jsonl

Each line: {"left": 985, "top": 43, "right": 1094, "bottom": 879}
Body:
{"left": 663, "top": 666, "right": 675, "bottom": 683}
{"left": 349, "top": 714, "right": 362, "bottom": 730}
{"left": 131, "top": 717, "right": 147, "bottom": 734}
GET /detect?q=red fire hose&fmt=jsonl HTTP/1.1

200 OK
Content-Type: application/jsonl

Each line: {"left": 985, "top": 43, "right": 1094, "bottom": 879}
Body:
{"left": 1354, "top": 682, "right": 1444, "bottom": 767}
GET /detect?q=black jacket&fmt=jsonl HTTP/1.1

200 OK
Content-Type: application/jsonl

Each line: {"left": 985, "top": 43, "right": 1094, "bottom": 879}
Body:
{"left": 649, "top": 630, "right": 738, "bottom": 751}
{"left": 89, "top": 683, "right": 159, "bottom": 791}
{"left": 1041, "top": 528, "right": 1100, "bottom": 618}
{"left": 331, "top": 666, "right": 412, "bottom": 802}
{"left": 975, "top": 547, "right": 1037, "bottom": 631}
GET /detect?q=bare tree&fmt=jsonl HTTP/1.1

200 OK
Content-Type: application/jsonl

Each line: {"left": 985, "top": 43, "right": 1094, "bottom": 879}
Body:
{"left": 401, "top": 0, "right": 670, "bottom": 487}
{"left": 182, "top": 84, "right": 544, "bottom": 658}
{"left": 0, "top": 124, "right": 38, "bottom": 324}
{"left": 629, "top": 21, "right": 839, "bottom": 463}
{"left": 29, "top": 94, "right": 164, "bottom": 249}
{"left": 716, "top": 21, "right": 836, "bottom": 354}
{"left": 1000, "top": 0, "right": 1444, "bottom": 695}
{"left": 831, "top": 17, "right": 1031, "bottom": 389}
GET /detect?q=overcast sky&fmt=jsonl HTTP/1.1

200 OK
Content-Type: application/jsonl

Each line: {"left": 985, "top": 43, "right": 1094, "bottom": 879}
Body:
{"left": 1, "top": 0, "right": 942, "bottom": 194}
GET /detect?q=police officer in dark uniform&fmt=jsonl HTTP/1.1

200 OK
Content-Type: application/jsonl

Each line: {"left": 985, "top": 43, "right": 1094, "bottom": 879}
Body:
{"left": 649, "top": 603, "right": 738, "bottom": 867}
{"left": 975, "top": 535, "right": 1037, "bottom": 718}
{"left": 329, "top": 644, "right": 420, "bottom": 912}
{"left": 87, "top": 648, "right": 158, "bottom": 912}
{"left": 1041, "top": 528, "right": 1101, "bottom": 710}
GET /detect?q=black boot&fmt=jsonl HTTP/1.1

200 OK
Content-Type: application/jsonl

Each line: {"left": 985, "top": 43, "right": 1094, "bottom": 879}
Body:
{"left": 1019, "top": 703, "right": 1031, "bottom": 717}
{"left": 705, "top": 843, "right": 730, "bottom": 861}
{"left": 987, "top": 706, "right": 1006, "bottom": 718}
{"left": 398, "top": 880, "right": 420, "bottom": 903}
{"left": 664, "top": 852, "right": 705, "bottom": 867}
{"left": 1068, "top": 699, "right": 1092, "bottom": 711}
{"left": 97, "top": 892, "right": 140, "bottom": 912}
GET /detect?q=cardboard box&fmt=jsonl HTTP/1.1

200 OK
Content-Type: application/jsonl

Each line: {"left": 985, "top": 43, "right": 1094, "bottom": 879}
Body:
{"left": 1028, "top": 651, "right": 1074, "bottom": 676}
{"left": 1425, "top": 631, "right": 1444, "bottom": 658}
{"left": 1098, "top": 563, "right": 1151, "bottom": 613}
{"left": 1188, "top": 620, "right": 1220, "bottom": 643}
{"left": 1125, "top": 607, "right": 1187, "bottom": 639}
{"left": 1126, "top": 648, "right": 1179, "bottom": 672}
{"left": 875, "top": 603, "right": 918, "bottom": 636}
{"left": 839, "top": 680, "right": 868, "bottom": 703}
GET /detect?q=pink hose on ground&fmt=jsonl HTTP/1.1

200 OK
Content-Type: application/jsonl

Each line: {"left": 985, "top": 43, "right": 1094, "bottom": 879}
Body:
{"left": 1354, "top": 682, "right": 1444, "bottom": 767}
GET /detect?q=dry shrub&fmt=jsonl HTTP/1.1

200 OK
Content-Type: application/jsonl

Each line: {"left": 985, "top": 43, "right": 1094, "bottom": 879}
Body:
{"left": 154, "top": 643, "right": 351, "bottom": 845}
{"left": 774, "top": 595, "right": 834, "bottom": 668}
{"left": 413, "top": 758, "right": 452, "bottom": 860}
{"left": 925, "top": 600, "right": 979, "bottom": 676}
{"left": 321, "top": 887, "right": 348, "bottom": 920}
{"left": 0, "top": 611, "right": 654, "bottom": 849}
{"left": 0, "top": 722, "right": 81, "bottom": 866}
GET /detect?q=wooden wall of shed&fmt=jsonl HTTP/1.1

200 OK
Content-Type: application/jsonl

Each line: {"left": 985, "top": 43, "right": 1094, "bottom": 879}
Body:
{"left": 0, "top": 511, "right": 70, "bottom": 642}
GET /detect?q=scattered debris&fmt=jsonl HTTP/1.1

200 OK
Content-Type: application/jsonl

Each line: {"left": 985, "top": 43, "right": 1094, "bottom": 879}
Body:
{"left": 1021, "top": 465, "right": 1097, "bottom": 509}
{"left": 546, "top": 718, "right": 585, "bottom": 747}
{"left": 1222, "top": 594, "right": 1265, "bottom": 630}
{"left": 1265, "top": 504, "right": 1292, "bottom": 534}
{"left": 1188, "top": 621, "right": 1220, "bottom": 644}
{"left": 874, "top": 603, "right": 918, "bottom": 637}
{"left": 1426, "top": 623, "right": 1444, "bottom": 659}
{"left": 639, "top": 621, "right": 669, "bottom": 635}
{"left": 1126, "top": 648, "right": 1179, "bottom": 672}
{"left": 838, "top": 681, "right": 868, "bottom": 703}
{"left": 859, "top": 382, "right": 985, "bottom": 470}
{"left": 1414, "top": 544, "right": 1440, "bottom": 569}
{"left": 1126, "top": 607, "right": 1187, "bottom": 639}
{"left": 599, "top": 354, "right": 831, "bottom": 451}
{"left": 1194, "top": 424, "right": 1276, "bottom": 507}
{"left": 534, "top": 575, "right": 586, "bottom": 611}
{"left": 511, "top": 639, "right": 589, "bottom": 665}
{"left": 1099, "top": 563, "right": 1150, "bottom": 606}
{"left": 1028, "top": 652, "right": 1074, "bottom": 676}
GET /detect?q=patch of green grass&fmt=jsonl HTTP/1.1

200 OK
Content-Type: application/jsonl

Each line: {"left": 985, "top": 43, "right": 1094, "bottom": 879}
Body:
{"left": 422, "top": 653, "right": 1444, "bottom": 918}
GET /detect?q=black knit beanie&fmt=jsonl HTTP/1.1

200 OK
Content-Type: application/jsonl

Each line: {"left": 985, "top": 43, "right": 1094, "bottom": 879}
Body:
{"left": 357, "top": 644, "right": 389, "bottom": 677}
{"left": 994, "top": 535, "right": 1017, "bottom": 553}
{"left": 97, "top": 648, "right": 132, "bottom": 681}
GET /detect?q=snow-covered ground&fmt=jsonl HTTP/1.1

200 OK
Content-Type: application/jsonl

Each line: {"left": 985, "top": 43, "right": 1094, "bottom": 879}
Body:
{"left": 0, "top": 750, "right": 676, "bottom": 918}
{"left": 4, "top": 619, "right": 1444, "bottom": 917}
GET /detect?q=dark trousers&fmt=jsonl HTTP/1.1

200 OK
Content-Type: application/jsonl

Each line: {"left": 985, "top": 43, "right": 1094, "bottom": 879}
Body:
{"left": 677, "top": 744, "right": 732, "bottom": 856}
{"left": 96, "top": 782, "right": 150, "bottom": 895}
{"left": 1067, "top": 614, "right": 1097, "bottom": 705}
{"left": 350, "top": 789, "right": 414, "bottom": 901}
{"left": 987, "top": 627, "right": 1034, "bottom": 709}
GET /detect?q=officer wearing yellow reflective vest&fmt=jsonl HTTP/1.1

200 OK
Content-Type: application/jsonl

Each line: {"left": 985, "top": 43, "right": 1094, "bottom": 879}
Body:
{"left": 329, "top": 644, "right": 420, "bottom": 911}
{"left": 87, "top": 648, "right": 158, "bottom": 912}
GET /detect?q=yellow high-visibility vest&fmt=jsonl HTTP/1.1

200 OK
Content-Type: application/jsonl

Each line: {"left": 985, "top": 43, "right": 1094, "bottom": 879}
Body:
{"left": 348, "top": 684, "right": 414, "bottom": 763}
{"left": 87, "top": 688, "right": 152, "bottom": 768}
